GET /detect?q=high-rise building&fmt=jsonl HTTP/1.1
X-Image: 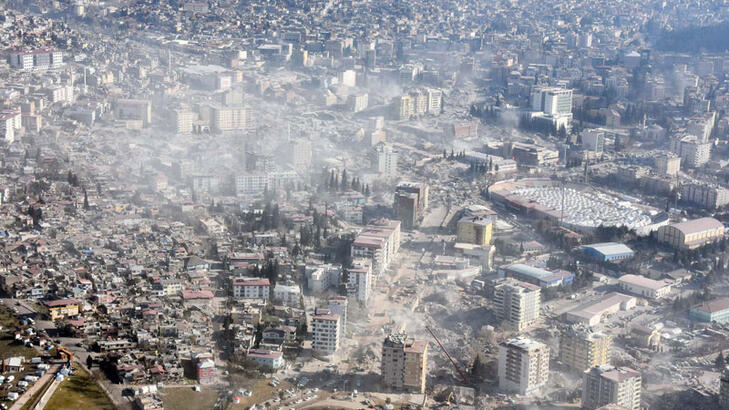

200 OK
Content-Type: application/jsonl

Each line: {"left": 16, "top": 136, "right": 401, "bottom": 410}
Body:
{"left": 381, "top": 333, "right": 428, "bottom": 393}
{"left": 670, "top": 135, "right": 711, "bottom": 168}
{"left": 530, "top": 87, "right": 573, "bottom": 116}
{"left": 456, "top": 216, "right": 493, "bottom": 246}
{"left": 493, "top": 279, "right": 541, "bottom": 331}
{"left": 654, "top": 154, "right": 681, "bottom": 176}
{"left": 346, "top": 258, "right": 372, "bottom": 303}
{"left": 559, "top": 326, "right": 611, "bottom": 372}
{"left": 210, "top": 104, "right": 247, "bottom": 132}
{"left": 681, "top": 183, "right": 729, "bottom": 209}
{"left": 312, "top": 308, "right": 341, "bottom": 355}
{"left": 327, "top": 297, "right": 348, "bottom": 340}
{"left": 287, "top": 138, "right": 312, "bottom": 171}
{"left": 394, "top": 95, "right": 414, "bottom": 120}
{"left": 9, "top": 48, "right": 63, "bottom": 70}
{"left": 115, "top": 99, "right": 152, "bottom": 126}
{"left": 172, "top": 110, "right": 197, "bottom": 134}
{"left": 394, "top": 182, "right": 429, "bottom": 229}
{"left": 498, "top": 337, "right": 550, "bottom": 395}
{"left": 374, "top": 143, "right": 398, "bottom": 179}
{"left": 582, "top": 365, "right": 641, "bottom": 410}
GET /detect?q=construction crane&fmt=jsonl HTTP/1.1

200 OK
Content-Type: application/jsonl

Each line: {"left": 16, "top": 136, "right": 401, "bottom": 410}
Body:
{"left": 425, "top": 326, "right": 469, "bottom": 385}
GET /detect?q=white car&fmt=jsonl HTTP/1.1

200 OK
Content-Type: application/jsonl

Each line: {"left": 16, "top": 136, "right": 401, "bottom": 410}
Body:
{"left": 243, "top": 390, "right": 252, "bottom": 397}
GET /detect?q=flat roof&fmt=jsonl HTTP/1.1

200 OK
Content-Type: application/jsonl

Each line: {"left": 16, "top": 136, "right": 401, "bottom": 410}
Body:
{"left": 619, "top": 274, "right": 671, "bottom": 291}
{"left": 566, "top": 292, "right": 635, "bottom": 319}
{"left": 582, "top": 242, "right": 634, "bottom": 256}
{"left": 506, "top": 263, "right": 553, "bottom": 279}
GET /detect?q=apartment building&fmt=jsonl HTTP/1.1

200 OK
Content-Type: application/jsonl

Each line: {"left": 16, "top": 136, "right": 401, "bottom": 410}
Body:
{"left": 374, "top": 142, "right": 398, "bottom": 179}
{"left": 559, "top": 326, "right": 611, "bottom": 372}
{"left": 210, "top": 104, "right": 246, "bottom": 132}
{"left": 9, "top": 49, "right": 63, "bottom": 70}
{"left": 232, "top": 277, "right": 270, "bottom": 300}
{"left": 381, "top": 333, "right": 428, "bottom": 393}
{"left": 172, "top": 110, "right": 197, "bottom": 134}
{"left": 346, "top": 258, "right": 372, "bottom": 303}
{"left": 654, "top": 154, "right": 681, "bottom": 176}
{"left": 582, "top": 365, "right": 642, "bottom": 410}
{"left": 456, "top": 215, "right": 493, "bottom": 246}
{"left": 394, "top": 182, "right": 429, "bottom": 229}
{"left": 498, "top": 337, "right": 550, "bottom": 395}
{"left": 493, "top": 279, "right": 541, "bottom": 331}
{"left": 671, "top": 135, "right": 711, "bottom": 168}
{"left": 327, "top": 296, "right": 348, "bottom": 339}
{"left": 312, "top": 308, "right": 341, "bottom": 355}
{"left": 114, "top": 99, "right": 152, "bottom": 125}
{"left": 682, "top": 183, "right": 729, "bottom": 209}
{"left": 351, "top": 218, "right": 401, "bottom": 277}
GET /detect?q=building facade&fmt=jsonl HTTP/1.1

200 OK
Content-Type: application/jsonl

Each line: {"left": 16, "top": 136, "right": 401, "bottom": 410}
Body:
{"left": 493, "top": 279, "right": 541, "bottom": 331}
{"left": 559, "top": 326, "right": 611, "bottom": 372}
{"left": 381, "top": 333, "right": 428, "bottom": 393}
{"left": 498, "top": 337, "right": 550, "bottom": 395}
{"left": 582, "top": 365, "right": 641, "bottom": 410}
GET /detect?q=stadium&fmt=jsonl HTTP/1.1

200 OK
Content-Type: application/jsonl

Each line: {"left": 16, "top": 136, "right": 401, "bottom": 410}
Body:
{"left": 488, "top": 178, "right": 663, "bottom": 233}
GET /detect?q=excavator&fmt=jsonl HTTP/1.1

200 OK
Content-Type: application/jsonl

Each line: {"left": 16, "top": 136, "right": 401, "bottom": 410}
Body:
{"left": 56, "top": 346, "right": 73, "bottom": 364}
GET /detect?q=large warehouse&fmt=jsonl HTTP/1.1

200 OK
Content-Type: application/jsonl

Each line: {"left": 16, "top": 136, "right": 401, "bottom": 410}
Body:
{"left": 656, "top": 217, "right": 724, "bottom": 249}
{"left": 581, "top": 242, "right": 635, "bottom": 262}
{"left": 502, "top": 263, "right": 575, "bottom": 288}
{"left": 689, "top": 298, "right": 729, "bottom": 323}
{"left": 618, "top": 274, "right": 673, "bottom": 300}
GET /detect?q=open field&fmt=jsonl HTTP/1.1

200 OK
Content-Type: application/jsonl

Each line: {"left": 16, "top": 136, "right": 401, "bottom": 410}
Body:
{"left": 227, "top": 376, "right": 292, "bottom": 409}
{"left": 161, "top": 386, "right": 218, "bottom": 410}
{"left": 45, "top": 366, "right": 113, "bottom": 410}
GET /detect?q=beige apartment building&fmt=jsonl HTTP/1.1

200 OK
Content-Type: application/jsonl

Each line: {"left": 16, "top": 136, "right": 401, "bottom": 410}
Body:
{"left": 559, "top": 326, "right": 611, "bottom": 372}
{"left": 381, "top": 333, "right": 428, "bottom": 393}
{"left": 582, "top": 365, "right": 642, "bottom": 410}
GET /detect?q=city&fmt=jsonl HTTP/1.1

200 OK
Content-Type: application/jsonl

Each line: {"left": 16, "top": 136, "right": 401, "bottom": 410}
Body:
{"left": 0, "top": 0, "right": 729, "bottom": 409}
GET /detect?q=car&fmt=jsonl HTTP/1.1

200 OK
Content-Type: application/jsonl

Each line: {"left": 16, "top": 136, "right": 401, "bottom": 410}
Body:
{"left": 243, "top": 390, "right": 252, "bottom": 397}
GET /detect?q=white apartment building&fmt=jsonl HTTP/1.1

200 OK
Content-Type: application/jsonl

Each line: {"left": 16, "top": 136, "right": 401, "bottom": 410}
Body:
{"left": 375, "top": 143, "right": 398, "bottom": 179}
{"left": 498, "top": 337, "right": 550, "bottom": 395}
{"left": 493, "top": 279, "right": 541, "bottom": 331}
{"left": 312, "top": 309, "right": 341, "bottom": 355}
{"left": 232, "top": 277, "right": 270, "bottom": 300}
{"left": 530, "top": 87, "right": 573, "bottom": 115}
{"left": 9, "top": 49, "right": 63, "bottom": 70}
{"left": 210, "top": 105, "right": 246, "bottom": 132}
{"left": 327, "top": 296, "right": 348, "bottom": 339}
{"left": 0, "top": 110, "right": 21, "bottom": 143}
{"left": 272, "top": 283, "right": 301, "bottom": 307}
{"left": 305, "top": 263, "right": 341, "bottom": 293}
{"left": 235, "top": 171, "right": 298, "bottom": 196}
{"left": 347, "top": 259, "right": 372, "bottom": 303}
{"left": 173, "top": 110, "right": 197, "bottom": 133}
{"left": 671, "top": 135, "right": 711, "bottom": 168}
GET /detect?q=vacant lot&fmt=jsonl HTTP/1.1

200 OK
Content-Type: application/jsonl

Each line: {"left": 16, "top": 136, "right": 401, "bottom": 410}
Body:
{"left": 161, "top": 386, "right": 218, "bottom": 410}
{"left": 45, "top": 366, "right": 114, "bottom": 410}
{"left": 227, "top": 376, "right": 292, "bottom": 409}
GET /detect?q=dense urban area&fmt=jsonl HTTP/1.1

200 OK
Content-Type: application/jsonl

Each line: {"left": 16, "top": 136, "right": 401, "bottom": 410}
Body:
{"left": 3, "top": 0, "right": 729, "bottom": 409}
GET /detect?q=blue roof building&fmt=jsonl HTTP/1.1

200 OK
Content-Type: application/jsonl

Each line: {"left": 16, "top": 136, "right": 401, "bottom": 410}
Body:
{"left": 581, "top": 242, "right": 634, "bottom": 262}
